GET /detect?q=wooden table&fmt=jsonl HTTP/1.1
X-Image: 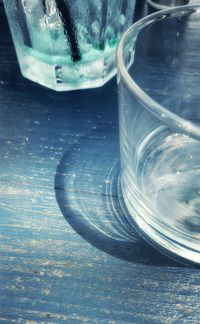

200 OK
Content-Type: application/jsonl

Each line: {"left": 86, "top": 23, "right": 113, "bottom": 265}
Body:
{"left": 1, "top": 2, "right": 200, "bottom": 323}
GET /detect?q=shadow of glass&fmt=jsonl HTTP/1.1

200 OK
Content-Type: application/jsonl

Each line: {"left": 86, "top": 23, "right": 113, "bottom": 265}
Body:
{"left": 55, "top": 129, "right": 184, "bottom": 267}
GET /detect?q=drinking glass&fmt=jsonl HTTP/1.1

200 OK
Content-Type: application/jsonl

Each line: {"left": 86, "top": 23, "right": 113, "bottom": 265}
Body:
{"left": 3, "top": 0, "right": 136, "bottom": 91}
{"left": 117, "top": 4, "right": 200, "bottom": 264}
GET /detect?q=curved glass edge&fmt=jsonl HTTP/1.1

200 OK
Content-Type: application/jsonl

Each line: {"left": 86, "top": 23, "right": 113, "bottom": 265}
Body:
{"left": 116, "top": 4, "right": 200, "bottom": 141}
{"left": 146, "top": 0, "right": 189, "bottom": 10}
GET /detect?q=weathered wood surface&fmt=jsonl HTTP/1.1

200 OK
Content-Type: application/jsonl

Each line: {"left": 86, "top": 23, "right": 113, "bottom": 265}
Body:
{"left": 1, "top": 2, "right": 200, "bottom": 323}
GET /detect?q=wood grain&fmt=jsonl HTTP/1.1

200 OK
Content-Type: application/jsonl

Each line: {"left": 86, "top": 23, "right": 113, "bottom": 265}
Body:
{"left": 0, "top": 3, "right": 200, "bottom": 324}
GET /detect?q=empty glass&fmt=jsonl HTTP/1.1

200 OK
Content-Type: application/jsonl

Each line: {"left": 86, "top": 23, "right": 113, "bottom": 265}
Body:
{"left": 3, "top": 0, "right": 136, "bottom": 91}
{"left": 117, "top": 4, "right": 200, "bottom": 264}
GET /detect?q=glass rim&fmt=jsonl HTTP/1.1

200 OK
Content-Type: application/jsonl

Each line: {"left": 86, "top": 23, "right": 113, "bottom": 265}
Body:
{"left": 117, "top": 4, "right": 200, "bottom": 140}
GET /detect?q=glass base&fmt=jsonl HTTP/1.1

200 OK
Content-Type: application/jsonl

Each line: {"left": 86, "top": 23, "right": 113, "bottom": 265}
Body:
{"left": 121, "top": 125, "right": 200, "bottom": 265}
{"left": 121, "top": 176, "right": 200, "bottom": 265}
{"left": 18, "top": 49, "right": 117, "bottom": 91}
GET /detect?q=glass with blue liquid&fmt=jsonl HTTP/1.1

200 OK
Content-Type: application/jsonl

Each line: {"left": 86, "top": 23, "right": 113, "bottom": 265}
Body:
{"left": 3, "top": 0, "right": 136, "bottom": 91}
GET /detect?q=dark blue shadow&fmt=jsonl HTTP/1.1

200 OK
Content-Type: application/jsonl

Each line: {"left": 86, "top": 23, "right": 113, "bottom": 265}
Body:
{"left": 54, "top": 130, "right": 186, "bottom": 267}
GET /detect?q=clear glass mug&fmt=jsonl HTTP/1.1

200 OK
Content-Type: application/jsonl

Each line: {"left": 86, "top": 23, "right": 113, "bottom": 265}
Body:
{"left": 3, "top": 0, "right": 136, "bottom": 91}
{"left": 117, "top": 4, "right": 200, "bottom": 264}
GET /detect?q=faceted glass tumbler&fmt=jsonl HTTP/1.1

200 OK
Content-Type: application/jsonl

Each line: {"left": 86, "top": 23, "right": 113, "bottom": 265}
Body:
{"left": 117, "top": 5, "right": 200, "bottom": 264}
{"left": 3, "top": 0, "right": 136, "bottom": 91}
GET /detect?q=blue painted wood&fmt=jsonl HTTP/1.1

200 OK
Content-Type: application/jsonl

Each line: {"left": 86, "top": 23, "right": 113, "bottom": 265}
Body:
{"left": 1, "top": 2, "right": 200, "bottom": 323}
